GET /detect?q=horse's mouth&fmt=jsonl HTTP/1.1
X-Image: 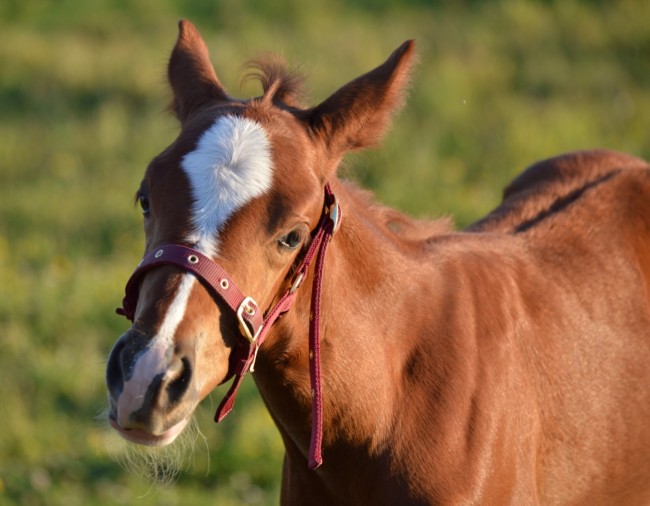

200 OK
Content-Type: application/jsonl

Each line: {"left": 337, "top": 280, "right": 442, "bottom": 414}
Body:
{"left": 108, "top": 413, "right": 189, "bottom": 447}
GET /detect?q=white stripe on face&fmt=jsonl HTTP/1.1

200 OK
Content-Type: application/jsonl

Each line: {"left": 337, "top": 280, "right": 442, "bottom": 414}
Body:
{"left": 117, "top": 274, "right": 196, "bottom": 423}
{"left": 181, "top": 115, "right": 273, "bottom": 257}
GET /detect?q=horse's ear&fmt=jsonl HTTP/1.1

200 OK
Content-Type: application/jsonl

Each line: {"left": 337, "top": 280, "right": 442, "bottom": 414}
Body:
{"left": 307, "top": 40, "right": 416, "bottom": 156}
{"left": 168, "top": 20, "right": 228, "bottom": 122}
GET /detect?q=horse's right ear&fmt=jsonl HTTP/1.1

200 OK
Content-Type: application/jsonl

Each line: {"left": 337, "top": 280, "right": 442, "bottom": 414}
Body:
{"left": 168, "top": 20, "right": 228, "bottom": 123}
{"left": 306, "top": 40, "right": 416, "bottom": 158}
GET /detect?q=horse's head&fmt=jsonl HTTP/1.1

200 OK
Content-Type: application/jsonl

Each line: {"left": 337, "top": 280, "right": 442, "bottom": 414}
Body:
{"left": 106, "top": 20, "right": 414, "bottom": 447}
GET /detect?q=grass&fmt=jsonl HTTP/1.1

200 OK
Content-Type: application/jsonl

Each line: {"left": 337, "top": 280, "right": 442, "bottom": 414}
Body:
{"left": 1, "top": 0, "right": 648, "bottom": 504}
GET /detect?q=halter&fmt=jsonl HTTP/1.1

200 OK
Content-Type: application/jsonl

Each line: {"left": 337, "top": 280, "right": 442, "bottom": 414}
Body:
{"left": 116, "top": 184, "right": 340, "bottom": 469}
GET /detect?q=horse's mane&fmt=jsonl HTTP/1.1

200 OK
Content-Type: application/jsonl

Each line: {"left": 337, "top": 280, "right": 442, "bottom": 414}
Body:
{"left": 243, "top": 55, "right": 306, "bottom": 108}
{"left": 342, "top": 181, "right": 454, "bottom": 242}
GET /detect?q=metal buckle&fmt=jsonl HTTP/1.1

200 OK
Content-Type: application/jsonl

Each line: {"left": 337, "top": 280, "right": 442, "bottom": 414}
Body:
{"left": 236, "top": 296, "right": 261, "bottom": 343}
{"left": 328, "top": 196, "right": 341, "bottom": 232}
{"left": 290, "top": 272, "right": 305, "bottom": 294}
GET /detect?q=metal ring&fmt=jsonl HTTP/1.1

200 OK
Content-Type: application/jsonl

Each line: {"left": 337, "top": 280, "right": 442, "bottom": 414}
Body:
{"left": 188, "top": 254, "right": 199, "bottom": 264}
{"left": 220, "top": 279, "right": 229, "bottom": 290}
{"left": 290, "top": 272, "right": 304, "bottom": 294}
{"left": 236, "top": 296, "right": 260, "bottom": 343}
{"left": 154, "top": 249, "right": 164, "bottom": 258}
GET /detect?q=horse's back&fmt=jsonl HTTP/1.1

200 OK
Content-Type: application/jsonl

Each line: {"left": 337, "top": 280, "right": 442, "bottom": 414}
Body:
{"left": 468, "top": 149, "right": 650, "bottom": 234}
{"left": 480, "top": 149, "right": 650, "bottom": 302}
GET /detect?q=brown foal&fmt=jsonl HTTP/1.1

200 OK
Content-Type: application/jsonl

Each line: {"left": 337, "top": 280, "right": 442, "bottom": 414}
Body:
{"left": 106, "top": 20, "right": 650, "bottom": 505}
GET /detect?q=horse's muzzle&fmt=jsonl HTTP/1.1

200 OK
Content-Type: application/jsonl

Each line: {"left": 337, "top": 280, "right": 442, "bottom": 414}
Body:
{"left": 106, "top": 328, "right": 197, "bottom": 444}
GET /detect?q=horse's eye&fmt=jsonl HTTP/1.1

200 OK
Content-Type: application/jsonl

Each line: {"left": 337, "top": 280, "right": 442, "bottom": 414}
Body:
{"left": 278, "top": 230, "right": 303, "bottom": 250}
{"left": 138, "top": 194, "right": 150, "bottom": 216}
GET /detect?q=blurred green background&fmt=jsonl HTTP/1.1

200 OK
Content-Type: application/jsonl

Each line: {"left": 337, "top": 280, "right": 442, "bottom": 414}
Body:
{"left": 1, "top": 0, "right": 648, "bottom": 504}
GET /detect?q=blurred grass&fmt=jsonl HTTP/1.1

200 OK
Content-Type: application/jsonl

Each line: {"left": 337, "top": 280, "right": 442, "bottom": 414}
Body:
{"left": 0, "top": 0, "right": 648, "bottom": 504}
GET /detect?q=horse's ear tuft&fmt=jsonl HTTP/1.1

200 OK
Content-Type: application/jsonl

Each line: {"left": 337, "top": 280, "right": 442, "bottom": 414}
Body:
{"left": 168, "top": 20, "right": 228, "bottom": 123}
{"left": 306, "top": 40, "right": 417, "bottom": 156}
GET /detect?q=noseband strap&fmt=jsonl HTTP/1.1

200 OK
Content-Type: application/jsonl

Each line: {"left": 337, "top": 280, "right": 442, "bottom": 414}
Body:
{"left": 116, "top": 246, "right": 265, "bottom": 339}
{"left": 116, "top": 184, "right": 340, "bottom": 469}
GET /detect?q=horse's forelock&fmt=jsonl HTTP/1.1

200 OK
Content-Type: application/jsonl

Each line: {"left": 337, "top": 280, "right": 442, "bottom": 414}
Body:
{"left": 242, "top": 55, "right": 306, "bottom": 108}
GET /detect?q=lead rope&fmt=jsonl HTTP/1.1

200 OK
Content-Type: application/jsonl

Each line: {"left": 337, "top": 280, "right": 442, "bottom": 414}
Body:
{"left": 307, "top": 214, "right": 334, "bottom": 469}
{"left": 215, "top": 184, "right": 339, "bottom": 469}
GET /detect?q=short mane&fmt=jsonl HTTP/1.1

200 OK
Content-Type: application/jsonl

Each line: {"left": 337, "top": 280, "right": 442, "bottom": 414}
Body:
{"left": 343, "top": 181, "right": 454, "bottom": 242}
{"left": 242, "top": 55, "right": 306, "bottom": 108}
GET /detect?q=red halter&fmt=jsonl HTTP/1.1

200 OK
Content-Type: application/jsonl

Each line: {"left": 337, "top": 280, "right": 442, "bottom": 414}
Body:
{"left": 116, "top": 184, "right": 340, "bottom": 469}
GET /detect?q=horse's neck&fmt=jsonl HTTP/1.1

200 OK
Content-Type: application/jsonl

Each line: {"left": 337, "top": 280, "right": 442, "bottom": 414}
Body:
{"left": 254, "top": 182, "right": 438, "bottom": 474}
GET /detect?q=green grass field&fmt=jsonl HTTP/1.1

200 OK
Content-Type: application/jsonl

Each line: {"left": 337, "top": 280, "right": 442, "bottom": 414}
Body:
{"left": 1, "top": 1, "right": 648, "bottom": 504}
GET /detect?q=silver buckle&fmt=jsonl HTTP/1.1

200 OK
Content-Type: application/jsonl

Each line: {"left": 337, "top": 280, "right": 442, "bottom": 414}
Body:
{"left": 236, "top": 296, "right": 261, "bottom": 343}
{"left": 290, "top": 272, "right": 305, "bottom": 294}
{"left": 329, "top": 196, "right": 341, "bottom": 232}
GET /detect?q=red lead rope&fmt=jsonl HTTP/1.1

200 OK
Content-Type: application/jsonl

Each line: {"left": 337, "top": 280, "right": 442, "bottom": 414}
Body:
{"left": 117, "top": 184, "right": 340, "bottom": 470}
{"left": 306, "top": 221, "right": 333, "bottom": 468}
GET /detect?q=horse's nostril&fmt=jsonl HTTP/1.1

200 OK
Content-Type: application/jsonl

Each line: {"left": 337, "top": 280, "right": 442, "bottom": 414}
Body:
{"left": 166, "top": 357, "right": 192, "bottom": 406}
{"left": 106, "top": 337, "right": 127, "bottom": 398}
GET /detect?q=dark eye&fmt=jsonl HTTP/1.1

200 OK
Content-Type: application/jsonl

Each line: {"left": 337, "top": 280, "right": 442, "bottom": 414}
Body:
{"left": 138, "top": 193, "right": 150, "bottom": 216}
{"left": 278, "top": 230, "right": 303, "bottom": 250}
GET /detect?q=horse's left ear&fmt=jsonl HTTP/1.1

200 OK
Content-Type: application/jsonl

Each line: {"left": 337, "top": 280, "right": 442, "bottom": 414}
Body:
{"left": 306, "top": 40, "right": 416, "bottom": 157}
{"left": 168, "top": 20, "right": 228, "bottom": 123}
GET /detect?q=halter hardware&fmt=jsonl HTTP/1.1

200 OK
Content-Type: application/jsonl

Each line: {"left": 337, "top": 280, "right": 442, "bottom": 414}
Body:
{"left": 236, "top": 296, "right": 261, "bottom": 343}
{"left": 116, "top": 184, "right": 340, "bottom": 469}
{"left": 329, "top": 195, "right": 341, "bottom": 232}
{"left": 290, "top": 272, "right": 305, "bottom": 294}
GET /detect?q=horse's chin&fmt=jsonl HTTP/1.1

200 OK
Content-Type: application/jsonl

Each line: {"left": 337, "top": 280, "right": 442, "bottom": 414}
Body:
{"left": 109, "top": 416, "right": 189, "bottom": 447}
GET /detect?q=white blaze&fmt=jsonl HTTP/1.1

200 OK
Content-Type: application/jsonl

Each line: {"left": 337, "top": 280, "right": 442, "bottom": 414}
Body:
{"left": 181, "top": 115, "right": 273, "bottom": 257}
{"left": 121, "top": 116, "right": 273, "bottom": 417}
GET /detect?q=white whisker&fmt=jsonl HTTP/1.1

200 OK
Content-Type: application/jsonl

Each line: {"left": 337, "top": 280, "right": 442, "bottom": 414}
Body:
{"left": 101, "top": 416, "right": 200, "bottom": 485}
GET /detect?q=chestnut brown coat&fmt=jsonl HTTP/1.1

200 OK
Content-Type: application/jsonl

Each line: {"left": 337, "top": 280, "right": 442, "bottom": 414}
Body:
{"left": 106, "top": 20, "right": 650, "bottom": 505}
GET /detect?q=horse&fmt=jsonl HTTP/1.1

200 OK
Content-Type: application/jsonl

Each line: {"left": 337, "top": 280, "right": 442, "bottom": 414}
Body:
{"left": 106, "top": 20, "right": 650, "bottom": 505}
